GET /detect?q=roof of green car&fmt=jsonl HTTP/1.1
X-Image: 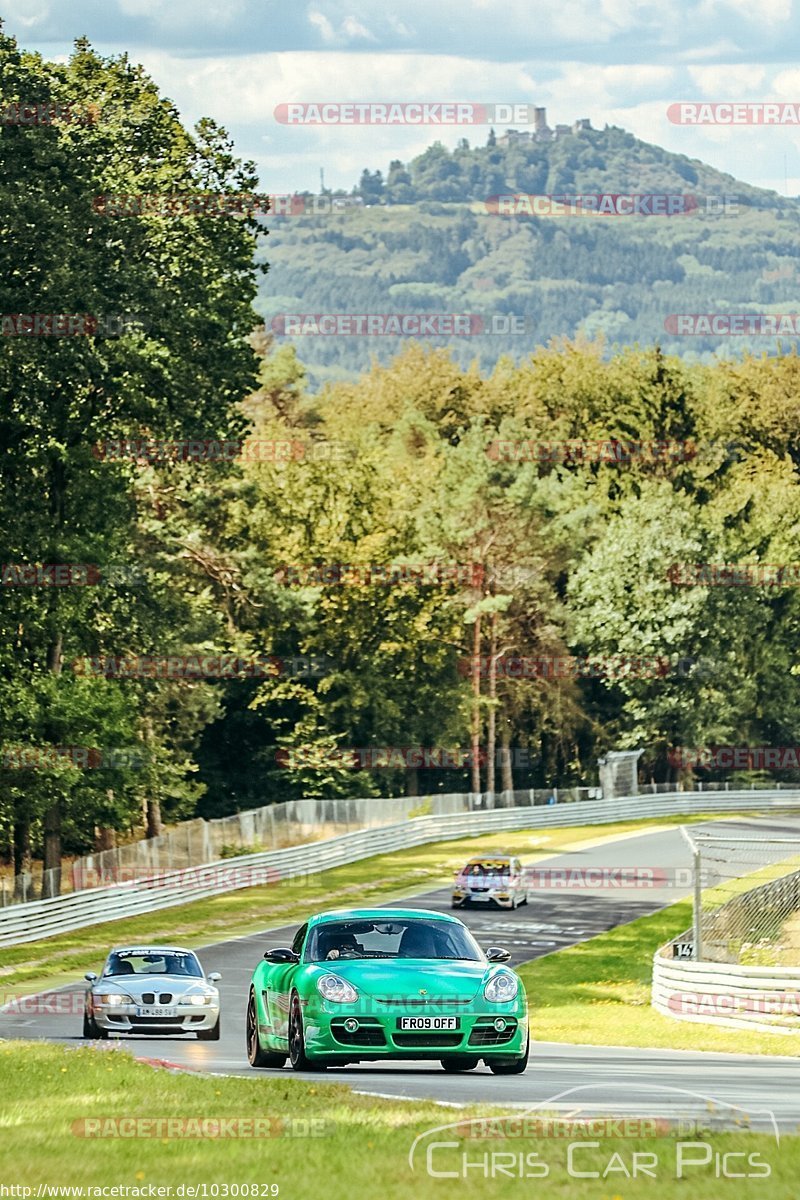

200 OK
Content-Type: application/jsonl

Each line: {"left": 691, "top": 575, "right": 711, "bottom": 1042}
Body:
{"left": 310, "top": 907, "right": 461, "bottom": 925}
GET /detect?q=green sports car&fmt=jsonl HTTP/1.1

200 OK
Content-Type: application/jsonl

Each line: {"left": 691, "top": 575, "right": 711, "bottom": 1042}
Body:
{"left": 245, "top": 907, "right": 529, "bottom": 1074}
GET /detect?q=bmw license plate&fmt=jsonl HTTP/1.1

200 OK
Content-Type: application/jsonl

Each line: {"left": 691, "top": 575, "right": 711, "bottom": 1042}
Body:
{"left": 135, "top": 1006, "right": 178, "bottom": 1018}
{"left": 397, "top": 1016, "right": 459, "bottom": 1030}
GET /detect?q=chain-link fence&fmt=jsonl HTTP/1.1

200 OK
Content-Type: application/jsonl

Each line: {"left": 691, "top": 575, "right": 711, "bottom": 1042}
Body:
{"left": 4, "top": 779, "right": 797, "bottom": 906}
{"left": 682, "top": 827, "right": 800, "bottom": 965}
{"left": 1, "top": 786, "right": 602, "bottom": 905}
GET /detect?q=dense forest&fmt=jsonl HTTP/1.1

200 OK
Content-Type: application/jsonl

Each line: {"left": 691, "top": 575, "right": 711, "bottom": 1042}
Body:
{"left": 4, "top": 30, "right": 800, "bottom": 888}
{"left": 349, "top": 125, "right": 786, "bottom": 209}
{"left": 261, "top": 130, "right": 800, "bottom": 386}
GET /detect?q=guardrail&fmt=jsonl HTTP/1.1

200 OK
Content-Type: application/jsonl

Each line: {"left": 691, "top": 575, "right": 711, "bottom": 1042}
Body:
{"left": 4, "top": 788, "right": 598, "bottom": 904}
{"left": 3, "top": 788, "right": 800, "bottom": 947}
{"left": 652, "top": 949, "right": 800, "bottom": 1034}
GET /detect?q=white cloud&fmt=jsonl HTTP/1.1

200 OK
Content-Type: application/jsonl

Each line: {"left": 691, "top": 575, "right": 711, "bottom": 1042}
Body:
{"left": 118, "top": 0, "right": 247, "bottom": 29}
{"left": 7, "top": 0, "right": 51, "bottom": 28}
{"left": 544, "top": 63, "right": 675, "bottom": 112}
{"left": 387, "top": 15, "right": 414, "bottom": 37}
{"left": 133, "top": 49, "right": 545, "bottom": 123}
{"left": 700, "top": 0, "right": 791, "bottom": 24}
{"left": 686, "top": 64, "right": 768, "bottom": 95}
{"left": 307, "top": 11, "right": 337, "bottom": 43}
{"left": 342, "top": 16, "right": 376, "bottom": 40}
{"left": 674, "top": 40, "right": 746, "bottom": 63}
{"left": 84, "top": 43, "right": 800, "bottom": 195}
{"left": 307, "top": 10, "right": 378, "bottom": 46}
{"left": 772, "top": 68, "right": 800, "bottom": 96}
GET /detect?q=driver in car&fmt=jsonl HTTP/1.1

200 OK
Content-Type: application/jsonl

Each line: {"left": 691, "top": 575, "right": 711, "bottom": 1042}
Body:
{"left": 322, "top": 931, "right": 362, "bottom": 959}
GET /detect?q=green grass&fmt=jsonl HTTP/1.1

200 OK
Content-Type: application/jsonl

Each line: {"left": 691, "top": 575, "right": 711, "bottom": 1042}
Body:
{"left": 518, "top": 899, "right": 800, "bottom": 1056}
{"left": 0, "top": 1041, "right": 796, "bottom": 1199}
{"left": 0, "top": 814, "right": 713, "bottom": 994}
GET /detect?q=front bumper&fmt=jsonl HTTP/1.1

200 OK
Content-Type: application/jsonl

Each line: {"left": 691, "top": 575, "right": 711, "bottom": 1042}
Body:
{"left": 452, "top": 887, "right": 521, "bottom": 909}
{"left": 92, "top": 1003, "right": 220, "bottom": 1035}
{"left": 302, "top": 997, "right": 528, "bottom": 1060}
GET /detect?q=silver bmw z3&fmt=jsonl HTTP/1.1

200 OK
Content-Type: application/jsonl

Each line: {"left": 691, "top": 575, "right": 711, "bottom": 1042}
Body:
{"left": 83, "top": 945, "right": 221, "bottom": 1040}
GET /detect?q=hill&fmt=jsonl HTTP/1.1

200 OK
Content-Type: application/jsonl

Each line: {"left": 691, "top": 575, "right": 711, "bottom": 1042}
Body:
{"left": 255, "top": 124, "right": 800, "bottom": 388}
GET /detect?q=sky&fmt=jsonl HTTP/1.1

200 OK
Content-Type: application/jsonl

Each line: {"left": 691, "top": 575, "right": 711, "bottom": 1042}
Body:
{"left": 2, "top": 0, "right": 800, "bottom": 195}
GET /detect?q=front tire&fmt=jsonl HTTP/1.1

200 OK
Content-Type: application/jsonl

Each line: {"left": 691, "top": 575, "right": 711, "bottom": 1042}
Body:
{"left": 83, "top": 1010, "right": 107, "bottom": 1039}
{"left": 441, "top": 1056, "right": 479, "bottom": 1072}
{"left": 488, "top": 1032, "right": 529, "bottom": 1075}
{"left": 197, "top": 1017, "right": 221, "bottom": 1041}
{"left": 246, "top": 990, "right": 286, "bottom": 1068}
{"left": 288, "top": 992, "right": 328, "bottom": 1071}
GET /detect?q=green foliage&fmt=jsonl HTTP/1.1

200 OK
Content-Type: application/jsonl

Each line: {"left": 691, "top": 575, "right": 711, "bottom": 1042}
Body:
{"left": 262, "top": 126, "right": 800, "bottom": 387}
{"left": 6, "top": 28, "right": 800, "bottom": 878}
{"left": 0, "top": 29, "right": 263, "bottom": 874}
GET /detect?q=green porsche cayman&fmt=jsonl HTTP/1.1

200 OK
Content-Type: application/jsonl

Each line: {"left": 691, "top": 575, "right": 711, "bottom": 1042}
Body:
{"left": 246, "top": 907, "right": 529, "bottom": 1073}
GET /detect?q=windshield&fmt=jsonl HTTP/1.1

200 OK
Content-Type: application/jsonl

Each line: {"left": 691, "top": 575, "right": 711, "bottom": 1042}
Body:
{"left": 304, "top": 919, "right": 483, "bottom": 962}
{"left": 459, "top": 860, "right": 512, "bottom": 879}
{"left": 104, "top": 950, "right": 203, "bottom": 978}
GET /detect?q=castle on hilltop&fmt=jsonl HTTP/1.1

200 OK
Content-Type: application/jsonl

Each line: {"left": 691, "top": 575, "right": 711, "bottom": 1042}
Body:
{"left": 496, "top": 108, "right": 592, "bottom": 145}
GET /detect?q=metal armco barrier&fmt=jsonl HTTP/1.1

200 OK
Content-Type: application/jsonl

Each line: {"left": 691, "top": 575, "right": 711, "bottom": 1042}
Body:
{"left": 2, "top": 790, "right": 800, "bottom": 947}
{"left": 652, "top": 950, "right": 800, "bottom": 1034}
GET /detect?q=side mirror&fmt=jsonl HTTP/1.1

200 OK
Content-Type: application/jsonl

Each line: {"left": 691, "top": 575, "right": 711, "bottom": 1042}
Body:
{"left": 84, "top": 972, "right": 98, "bottom": 983}
{"left": 486, "top": 947, "right": 511, "bottom": 963}
{"left": 207, "top": 972, "right": 221, "bottom": 983}
{"left": 264, "top": 947, "right": 299, "bottom": 964}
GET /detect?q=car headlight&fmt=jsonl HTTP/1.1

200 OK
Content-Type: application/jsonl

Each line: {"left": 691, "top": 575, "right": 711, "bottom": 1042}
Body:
{"left": 317, "top": 974, "right": 359, "bottom": 1003}
{"left": 484, "top": 972, "right": 519, "bottom": 1003}
{"left": 96, "top": 993, "right": 133, "bottom": 1006}
{"left": 179, "top": 993, "right": 216, "bottom": 1006}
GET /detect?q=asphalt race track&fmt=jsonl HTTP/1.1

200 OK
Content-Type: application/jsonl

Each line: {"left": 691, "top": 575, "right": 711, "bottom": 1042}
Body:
{"left": 2, "top": 815, "right": 799, "bottom": 1129}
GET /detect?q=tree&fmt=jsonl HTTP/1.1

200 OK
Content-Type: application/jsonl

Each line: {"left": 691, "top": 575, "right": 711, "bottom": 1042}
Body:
{"left": 0, "top": 30, "right": 265, "bottom": 889}
{"left": 359, "top": 169, "right": 384, "bottom": 203}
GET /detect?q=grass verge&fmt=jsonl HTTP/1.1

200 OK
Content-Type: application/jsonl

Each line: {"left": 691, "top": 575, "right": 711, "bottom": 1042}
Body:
{"left": 0, "top": 814, "right": 714, "bottom": 993}
{"left": 518, "top": 899, "right": 800, "bottom": 1056}
{"left": 0, "top": 1041, "right": 795, "bottom": 1199}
